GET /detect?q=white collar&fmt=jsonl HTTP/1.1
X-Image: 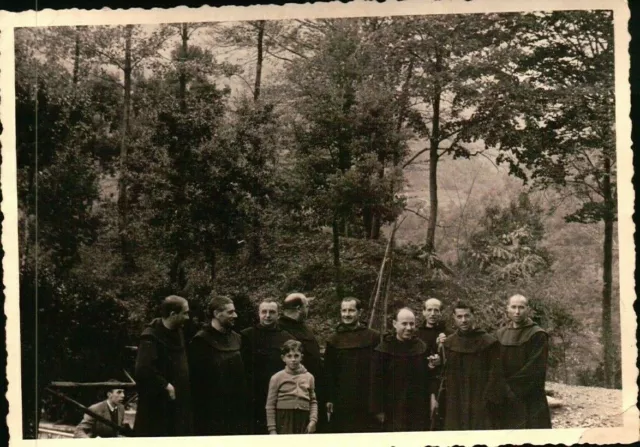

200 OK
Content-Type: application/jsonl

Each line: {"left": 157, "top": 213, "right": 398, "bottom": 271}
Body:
{"left": 106, "top": 400, "right": 117, "bottom": 412}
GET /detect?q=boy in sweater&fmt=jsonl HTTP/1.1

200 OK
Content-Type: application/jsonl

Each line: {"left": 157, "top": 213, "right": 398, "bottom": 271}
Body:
{"left": 266, "top": 340, "right": 318, "bottom": 434}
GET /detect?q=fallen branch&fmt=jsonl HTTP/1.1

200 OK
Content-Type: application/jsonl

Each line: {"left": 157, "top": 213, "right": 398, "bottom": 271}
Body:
{"left": 49, "top": 381, "right": 136, "bottom": 388}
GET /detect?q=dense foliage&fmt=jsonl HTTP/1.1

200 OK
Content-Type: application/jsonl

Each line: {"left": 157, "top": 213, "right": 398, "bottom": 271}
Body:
{"left": 14, "top": 11, "right": 619, "bottom": 437}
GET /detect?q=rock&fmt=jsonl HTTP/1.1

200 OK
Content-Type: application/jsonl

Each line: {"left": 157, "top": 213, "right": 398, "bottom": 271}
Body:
{"left": 547, "top": 395, "right": 563, "bottom": 408}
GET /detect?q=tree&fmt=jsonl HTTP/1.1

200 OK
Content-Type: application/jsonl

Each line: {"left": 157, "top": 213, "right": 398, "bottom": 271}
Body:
{"left": 396, "top": 14, "right": 523, "bottom": 256}
{"left": 286, "top": 19, "right": 409, "bottom": 297}
{"left": 141, "top": 23, "right": 231, "bottom": 290}
{"left": 491, "top": 11, "right": 617, "bottom": 387}
{"left": 82, "top": 24, "right": 173, "bottom": 273}
{"left": 216, "top": 19, "right": 302, "bottom": 261}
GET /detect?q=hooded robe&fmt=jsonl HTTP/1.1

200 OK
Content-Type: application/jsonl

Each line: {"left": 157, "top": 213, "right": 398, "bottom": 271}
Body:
{"left": 240, "top": 324, "right": 295, "bottom": 434}
{"left": 325, "top": 323, "right": 380, "bottom": 433}
{"left": 133, "top": 318, "right": 193, "bottom": 437}
{"left": 495, "top": 319, "right": 552, "bottom": 429}
{"left": 188, "top": 325, "right": 248, "bottom": 436}
{"left": 370, "top": 334, "right": 430, "bottom": 432}
{"left": 442, "top": 328, "right": 507, "bottom": 431}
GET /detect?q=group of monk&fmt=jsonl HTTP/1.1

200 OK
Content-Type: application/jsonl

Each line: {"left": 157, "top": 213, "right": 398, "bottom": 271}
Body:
{"left": 75, "top": 291, "right": 552, "bottom": 438}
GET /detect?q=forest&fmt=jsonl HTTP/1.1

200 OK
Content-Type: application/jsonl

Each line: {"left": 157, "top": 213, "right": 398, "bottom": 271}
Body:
{"left": 14, "top": 10, "right": 619, "bottom": 437}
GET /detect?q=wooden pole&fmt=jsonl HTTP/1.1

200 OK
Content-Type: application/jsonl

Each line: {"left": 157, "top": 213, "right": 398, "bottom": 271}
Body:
{"left": 368, "top": 216, "right": 406, "bottom": 331}
{"left": 123, "top": 369, "right": 136, "bottom": 384}
{"left": 368, "top": 227, "right": 395, "bottom": 329}
{"left": 381, "top": 256, "right": 394, "bottom": 338}
{"left": 380, "top": 216, "right": 404, "bottom": 338}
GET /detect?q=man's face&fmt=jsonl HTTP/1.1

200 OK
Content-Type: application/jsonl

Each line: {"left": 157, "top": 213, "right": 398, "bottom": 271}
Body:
{"left": 453, "top": 308, "right": 474, "bottom": 332}
{"left": 216, "top": 303, "right": 238, "bottom": 328}
{"left": 173, "top": 302, "right": 190, "bottom": 327}
{"left": 423, "top": 300, "right": 442, "bottom": 327}
{"left": 107, "top": 389, "right": 125, "bottom": 406}
{"left": 258, "top": 302, "right": 278, "bottom": 327}
{"left": 393, "top": 310, "right": 416, "bottom": 341}
{"left": 340, "top": 300, "right": 360, "bottom": 325}
{"left": 507, "top": 296, "right": 529, "bottom": 325}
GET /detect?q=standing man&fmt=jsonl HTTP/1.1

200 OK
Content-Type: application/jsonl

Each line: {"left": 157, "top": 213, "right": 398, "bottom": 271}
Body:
{"left": 134, "top": 295, "right": 193, "bottom": 437}
{"left": 441, "top": 301, "right": 507, "bottom": 431}
{"left": 74, "top": 381, "right": 127, "bottom": 438}
{"left": 240, "top": 298, "right": 294, "bottom": 434}
{"left": 417, "top": 297, "right": 450, "bottom": 430}
{"left": 370, "top": 307, "right": 432, "bottom": 432}
{"left": 189, "top": 295, "right": 248, "bottom": 436}
{"left": 325, "top": 297, "right": 379, "bottom": 433}
{"left": 495, "top": 294, "right": 552, "bottom": 429}
{"left": 276, "top": 293, "right": 327, "bottom": 432}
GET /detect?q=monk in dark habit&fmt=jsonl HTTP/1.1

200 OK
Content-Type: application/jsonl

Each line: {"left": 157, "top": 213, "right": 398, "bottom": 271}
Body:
{"left": 188, "top": 296, "right": 248, "bottom": 436}
{"left": 370, "top": 307, "right": 433, "bottom": 432}
{"left": 325, "top": 297, "right": 380, "bottom": 433}
{"left": 416, "top": 297, "right": 450, "bottom": 430}
{"left": 134, "top": 295, "right": 193, "bottom": 437}
{"left": 442, "top": 301, "right": 507, "bottom": 431}
{"left": 240, "top": 298, "right": 294, "bottom": 434}
{"left": 495, "top": 294, "right": 552, "bottom": 429}
{"left": 277, "top": 293, "right": 328, "bottom": 432}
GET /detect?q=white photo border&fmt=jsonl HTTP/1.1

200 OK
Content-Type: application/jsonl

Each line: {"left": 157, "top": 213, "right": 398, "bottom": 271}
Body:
{"left": 1, "top": 0, "right": 636, "bottom": 446}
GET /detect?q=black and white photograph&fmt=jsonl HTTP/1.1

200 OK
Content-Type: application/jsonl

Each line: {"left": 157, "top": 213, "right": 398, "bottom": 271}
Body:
{"left": 1, "top": 1, "right": 637, "bottom": 446}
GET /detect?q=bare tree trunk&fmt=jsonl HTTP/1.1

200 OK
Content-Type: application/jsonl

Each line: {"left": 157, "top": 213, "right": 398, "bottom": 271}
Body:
{"left": 168, "top": 23, "right": 190, "bottom": 291}
{"left": 118, "top": 25, "right": 134, "bottom": 272}
{"left": 254, "top": 20, "right": 265, "bottom": 101}
{"left": 209, "top": 249, "right": 217, "bottom": 284}
{"left": 381, "top": 255, "right": 394, "bottom": 334}
{"left": 246, "top": 20, "right": 266, "bottom": 263}
{"left": 362, "top": 207, "right": 373, "bottom": 239}
{"left": 73, "top": 27, "right": 80, "bottom": 86}
{"left": 332, "top": 214, "right": 343, "bottom": 298}
{"left": 425, "top": 85, "right": 441, "bottom": 253}
{"left": 562, "top": 334, "right": 569, "bottom": 384}
{"left": 179, "top": 23, "right": 188, "bottom": 113}
{"left": 601, "top": 153, "right": 614, "bottom": 388}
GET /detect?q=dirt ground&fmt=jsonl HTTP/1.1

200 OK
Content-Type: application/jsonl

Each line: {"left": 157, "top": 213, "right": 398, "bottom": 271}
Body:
{"left": 547, "top": 381, "right": 623, "bottom": 428}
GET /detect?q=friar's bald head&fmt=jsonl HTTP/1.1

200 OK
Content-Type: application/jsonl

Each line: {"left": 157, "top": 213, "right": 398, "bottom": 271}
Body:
{"left": 394, "top": 307, "right": 416, "bottom": 341}
{"left": 423, "top": 298, "right": 443, "bottom": 328}
{"left": 507, "top": 294, "right": 529, "bottom": 327}
{"left": 160, "top": 295, "right": 189, "bottom": 329}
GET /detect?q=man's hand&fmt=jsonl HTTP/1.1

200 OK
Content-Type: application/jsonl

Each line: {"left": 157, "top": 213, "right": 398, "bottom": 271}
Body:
{"left": 430, "top": 394, "right": 439, "bottom": 413}
{"left": 437, "top": 333, "right": 447, "bottom": 345}
{"left": 427, "top": 354, "right": 441, "bottom": 369}
{"left": 375, "top": 412, "right": 385, "bottom": 424}
{"left": 306, "top": 421, "right": 317, "bottom": 434}
{"left": 166, "top": 383, "right": 176, "bottom": 400}
{"left": 326, "top": 402, "right": 334, "bottom": 413}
